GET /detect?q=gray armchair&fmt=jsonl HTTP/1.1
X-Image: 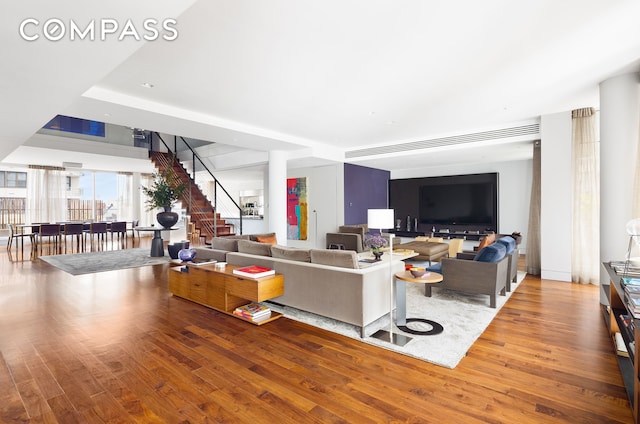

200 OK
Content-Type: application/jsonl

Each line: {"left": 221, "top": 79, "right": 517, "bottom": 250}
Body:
{"left": 456, "top": 234, "right": 520, "bottom": 292}
{"left": 326, "top": 224, "right": 368, "bottom": 252}
{"left": 428, "top": 243, "right": 509, "bottom": 308}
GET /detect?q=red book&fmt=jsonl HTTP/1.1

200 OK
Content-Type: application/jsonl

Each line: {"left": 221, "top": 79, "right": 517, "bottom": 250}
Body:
{"left": 232, "top": 265, "right": 275, "bottom": 278}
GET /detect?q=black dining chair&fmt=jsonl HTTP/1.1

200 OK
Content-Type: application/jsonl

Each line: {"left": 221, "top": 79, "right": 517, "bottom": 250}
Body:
{"left": 84, "top": 222, "right": 108, "bottom": 249}
{"left": 63, "top": 223, "right": 85, "bottom": 253}
{"left": 108, "top": 221, "right": 127, "bottom": 244}
{"left": 37, "top": 223, "right": 62, "bottom": 255}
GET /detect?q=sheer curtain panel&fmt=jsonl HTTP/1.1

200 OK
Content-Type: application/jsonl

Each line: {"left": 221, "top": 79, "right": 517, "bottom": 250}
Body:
{"left": 26, "top": 166, "right": 67, "bottom": 224}
{"left": 571, "top": 107, "right": 600, "bottom": 284}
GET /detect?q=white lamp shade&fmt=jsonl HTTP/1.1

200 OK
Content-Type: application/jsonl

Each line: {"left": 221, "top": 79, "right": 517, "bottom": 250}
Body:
{"left": 368, "top": 209, "right": 394, "bottom": 230}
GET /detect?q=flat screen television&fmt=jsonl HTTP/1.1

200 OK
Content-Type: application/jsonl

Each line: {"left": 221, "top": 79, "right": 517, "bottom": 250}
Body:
{"left": 389, "top": 173, "right": 498, "bottom": 233}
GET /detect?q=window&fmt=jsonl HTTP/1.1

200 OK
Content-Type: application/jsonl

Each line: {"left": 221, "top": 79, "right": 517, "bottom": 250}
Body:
{"left": 2, "top": 171, "right": 27, "bottom": 188}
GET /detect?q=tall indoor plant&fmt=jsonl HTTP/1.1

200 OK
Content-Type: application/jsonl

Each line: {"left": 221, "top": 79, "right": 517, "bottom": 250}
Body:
{"left": 141, "top": 169, "right": 186, "bottom": 228}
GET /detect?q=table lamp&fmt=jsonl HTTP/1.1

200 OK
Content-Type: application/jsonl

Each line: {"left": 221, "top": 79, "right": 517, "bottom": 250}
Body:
{"left": 367, "top": 209, "right": 411, "bottom": 347}
{"left": 625, "top": 218, "right": 640, "bottom": 274}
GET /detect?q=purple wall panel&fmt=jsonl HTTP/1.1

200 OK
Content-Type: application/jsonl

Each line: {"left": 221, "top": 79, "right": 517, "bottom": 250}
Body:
{"left": 344, "top": 163, "right": 390, "bottom": 225}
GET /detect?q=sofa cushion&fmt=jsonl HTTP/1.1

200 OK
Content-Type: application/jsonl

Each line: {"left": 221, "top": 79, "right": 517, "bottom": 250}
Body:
{"left": 426, "top": 262, "right": 442, "bottom": 272}
{"left": 310, "top": 249, "right": 358, "bottom": 269}
{"left": 211, "top": 237, "right": 239, "bottom": 252}
{"left": 255, "top": 234, "right": 277, "bottom": 245}
{"left": 271, "top": 245, "right": 311, "bottom": 262}
{"left": 495, "top": 236, "right": 516, "bottom": 254}
{"left": 249, "top": 232, "right": 276, "bottom": 242}
{"left": 237, "top": 240, "right": 272, "bottom": 256}
{"left": 477, "top": 233, "right": 496, "bottom": 250}
{"left": 338, "top": 224, "right": 368, "bottom": 235}
{"left": 474, "top": 243, "right": 506, "bottom": 263}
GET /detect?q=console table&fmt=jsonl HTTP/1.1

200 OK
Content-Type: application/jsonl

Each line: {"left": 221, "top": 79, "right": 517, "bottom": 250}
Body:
{"left": 168, "top": 263, "right": 284, "bottom": 325}
{"left": 602, "top": 262, "right": 640, "bottom": 423}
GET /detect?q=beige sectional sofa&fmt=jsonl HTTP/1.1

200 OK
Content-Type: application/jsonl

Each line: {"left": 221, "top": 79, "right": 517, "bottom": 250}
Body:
{"left": 194, "top": 237, "right": 404, "bottom": 337}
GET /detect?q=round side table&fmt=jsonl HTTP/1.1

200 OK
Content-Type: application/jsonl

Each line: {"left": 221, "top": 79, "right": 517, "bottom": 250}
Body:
{"left": 395, "top": 270, "right": 444, "bottom": 335}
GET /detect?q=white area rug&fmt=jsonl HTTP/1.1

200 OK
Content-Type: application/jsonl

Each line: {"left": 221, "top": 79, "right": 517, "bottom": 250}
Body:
{"left": 267, "top": 271, "right": 526, "bottom": 369}
{"left": 40, "top": 248, "right": 171, "bottom": 275}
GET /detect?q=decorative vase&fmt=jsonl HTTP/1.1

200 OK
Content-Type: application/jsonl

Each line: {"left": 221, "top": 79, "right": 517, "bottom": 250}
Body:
{"left": 157, "top": 207, "right": 179, "bottom": 229}
{"left": 178, "top": 248, "right": 197, "bottom": 262}
{"left": 372, "top": 250, "right": 383, "bottom": 261}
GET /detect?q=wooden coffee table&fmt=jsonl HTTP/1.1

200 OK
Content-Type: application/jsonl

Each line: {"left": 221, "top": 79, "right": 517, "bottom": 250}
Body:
{"left": 395, "top": 270, "right": 444, "bottom": 335}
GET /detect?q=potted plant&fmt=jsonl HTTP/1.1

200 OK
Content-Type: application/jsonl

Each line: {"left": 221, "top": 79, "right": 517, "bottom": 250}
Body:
{"left": 364, "top": 233, "right": 388, "bottom": 261}
{"left": 141, "top": 169, "right": 186, "bottom": 228}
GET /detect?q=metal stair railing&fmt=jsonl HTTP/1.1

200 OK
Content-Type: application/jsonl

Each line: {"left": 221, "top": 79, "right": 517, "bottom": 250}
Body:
{"left": 150, "top": 133, "right": 242, "bottom": 238}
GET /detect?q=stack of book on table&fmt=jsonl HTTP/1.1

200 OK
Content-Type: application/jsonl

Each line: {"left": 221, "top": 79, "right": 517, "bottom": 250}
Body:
{"left": 233, "top": 303, "right": 271, "bottom": 322}
{"left": 611, "top": 260, "right": 640, "bottom": 277}
{"left": 232, "top": 265, "right": 275, "bottom": 278}
{"left": 622, "top": 277, "right": 640, "bottom": 318}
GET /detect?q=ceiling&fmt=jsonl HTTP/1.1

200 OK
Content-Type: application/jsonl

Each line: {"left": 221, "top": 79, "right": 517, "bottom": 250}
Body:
{"left": 2, "top": 0, "right": 640, "bottom": 173}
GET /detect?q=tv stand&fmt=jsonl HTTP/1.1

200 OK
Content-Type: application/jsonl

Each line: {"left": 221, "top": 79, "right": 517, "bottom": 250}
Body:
{"left": 391, "top": 230, "right": 493, "bottom": 242}
{"left": 431, "top": 230, "right": 492, "bottom": 241}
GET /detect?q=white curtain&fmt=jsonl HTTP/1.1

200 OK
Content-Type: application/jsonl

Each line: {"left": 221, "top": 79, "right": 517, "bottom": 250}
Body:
{"left": 26, "top": 167, "right": 67, "bottom": 223}
{"left": 571, "top": 107, "right": 600, "bottom": 284}
{"left": 116, "top": 173, "right": 133, "bottom": 221}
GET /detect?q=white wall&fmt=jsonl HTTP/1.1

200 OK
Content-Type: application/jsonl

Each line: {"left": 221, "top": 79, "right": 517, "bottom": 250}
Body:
{"left": 288, "top": 163, "right": 344, "bottom": 249}
{"left": 600, "top": 73, "right": 640, "bottom": 283}
{"left": 540, "top": 112, "right": 572, "bottom": 282}
{"left": 391, "top": 159, "right": 532, "bottom": 252}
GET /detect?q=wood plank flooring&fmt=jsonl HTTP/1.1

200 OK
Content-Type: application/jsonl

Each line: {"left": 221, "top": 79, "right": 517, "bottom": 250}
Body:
{"left": 0, "top": 238, "right": 633, "bottom": 423}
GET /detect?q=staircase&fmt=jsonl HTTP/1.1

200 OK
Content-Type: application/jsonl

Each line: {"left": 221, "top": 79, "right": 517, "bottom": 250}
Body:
{"left": 150, "top": 151, "right": 234, "bottom": 242}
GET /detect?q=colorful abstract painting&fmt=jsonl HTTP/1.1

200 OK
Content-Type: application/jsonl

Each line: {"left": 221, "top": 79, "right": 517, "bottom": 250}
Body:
{"left": 287, "top": 177, "right": 308, "bottom": 240}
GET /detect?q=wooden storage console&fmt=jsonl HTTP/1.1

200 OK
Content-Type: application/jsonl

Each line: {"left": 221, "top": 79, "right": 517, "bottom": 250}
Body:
{"left": 602, "top": 262, "right": 640, "bottom": 422}
{"left": 168, "top": 263, "right": 284, "bottom": 325}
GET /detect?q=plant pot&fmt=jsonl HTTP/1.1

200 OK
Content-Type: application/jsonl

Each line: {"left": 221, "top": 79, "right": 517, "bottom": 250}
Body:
{"left": 157, "top": 210, "right": 179, "bottom": 229}
{"left": 372, "top": 250, "right": 383, "bottom": 261}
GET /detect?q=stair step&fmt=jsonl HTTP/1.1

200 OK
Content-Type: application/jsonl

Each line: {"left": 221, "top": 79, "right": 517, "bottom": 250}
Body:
{"left": 150, "top": 149, "right": 238, "bottom": 243}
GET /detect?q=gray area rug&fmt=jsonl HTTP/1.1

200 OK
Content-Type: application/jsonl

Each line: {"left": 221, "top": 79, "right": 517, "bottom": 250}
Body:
{"left": 267, "top": 271, "right": 526, "bottom": 369}
{"left": 40, "top": 248, "right": 171, "bottom": 275}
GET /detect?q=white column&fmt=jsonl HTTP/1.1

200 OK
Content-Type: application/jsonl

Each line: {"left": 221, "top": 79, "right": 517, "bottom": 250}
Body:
{"left": 540, "top": 112, "right": 572, "bottom": 282}
{"left": 268, "top": 150, "right": 287, "bottom": 246}
{"left": 132, "top": 172, "right": 141, "bottom": 223}
{"left": 600, "top": 73, "right": 640, "bottom": 285}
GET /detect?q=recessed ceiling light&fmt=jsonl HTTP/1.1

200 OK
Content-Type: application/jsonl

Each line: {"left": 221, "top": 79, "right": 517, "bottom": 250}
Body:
{"left": 141, "top": 82, "right": 154, "bottom": 88}
{"left": 104, "top": 113, "right": 111, "bottom": 117}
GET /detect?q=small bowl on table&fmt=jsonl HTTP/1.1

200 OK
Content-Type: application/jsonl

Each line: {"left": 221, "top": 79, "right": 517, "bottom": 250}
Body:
{"left": 410, "top": 267, "right": 427, "bottom": 278}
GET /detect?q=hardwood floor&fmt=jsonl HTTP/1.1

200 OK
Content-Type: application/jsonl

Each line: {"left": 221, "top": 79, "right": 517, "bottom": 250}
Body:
{"left": 0, "top": 238, "right": 633, "bottom": 423}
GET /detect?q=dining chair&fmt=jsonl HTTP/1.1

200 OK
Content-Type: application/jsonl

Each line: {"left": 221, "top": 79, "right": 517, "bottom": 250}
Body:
{"left": 37, "top": 223, "right": 62, "bottom": 255}
{"left": 84, "top": 222, "right": 108, "bottom": 249}
{"left": 7, "top": 223, "right": 36, "bottom": 255}
{"left": 108, "top": 221, "right": 127, "bottom": 243}
{"left": 128, "top": 219, "right": 139, "bottom": 240}
{"left": 63, "top": 223, "right": 85, "bottom": 253}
